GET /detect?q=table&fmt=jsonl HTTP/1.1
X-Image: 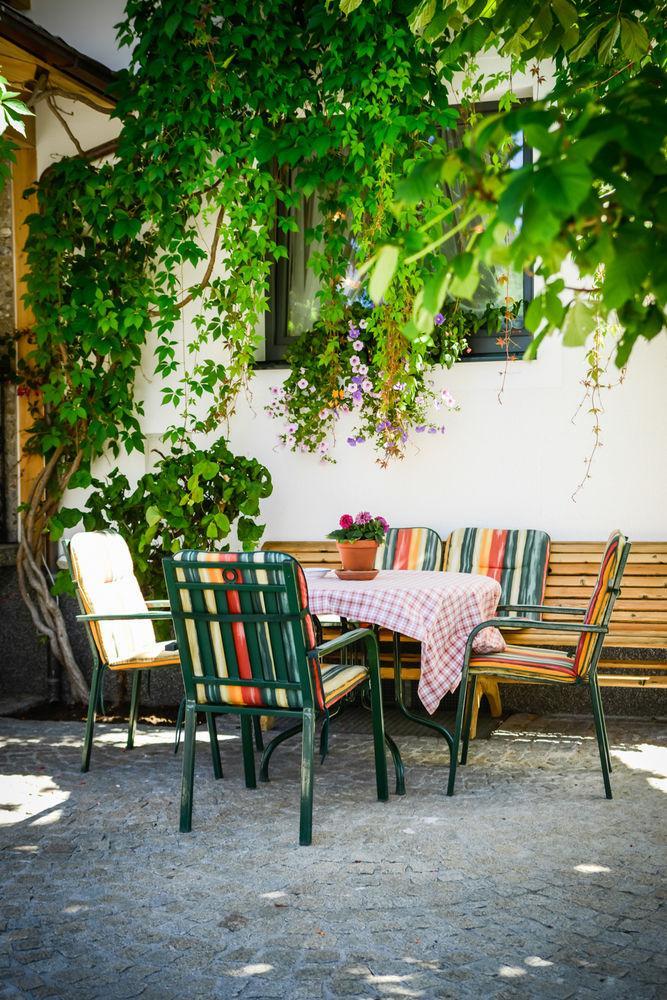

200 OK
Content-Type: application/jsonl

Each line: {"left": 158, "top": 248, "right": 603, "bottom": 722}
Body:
{"left": 307, "top": 570, "right": 505, "bottom": 715}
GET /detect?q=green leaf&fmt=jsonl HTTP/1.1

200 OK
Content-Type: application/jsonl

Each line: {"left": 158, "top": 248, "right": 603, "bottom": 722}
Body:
{"left": 368, "top": 244, "right": 399, "bottom": 304}
{"left": 599, "top": 19, "right": 621, "bottom": 63}
{"left": 340, "top": 0, "right": 363, "bottom": 14}
{"left": 146, "top": 505, "right": 161, "bottom": 527}
{"left": 395, "top": 158, "right": 445, "bottom": 206}
{"left": 551, "top": 0, "right": 577, "bottom": 31}
{"left": 619, "top": 18, "right": 649, "bottom": 62}
{"left": 569, "top": 22, "right": 606, "bottom": 60}
{"left": 533, "top": 161, "right": 592, "bottom": 215}
{"left": 561, "top": 300, "right": 597, "bottom": 346}
{"left": 408, "top": 0, "right": 436, "bottom": 36}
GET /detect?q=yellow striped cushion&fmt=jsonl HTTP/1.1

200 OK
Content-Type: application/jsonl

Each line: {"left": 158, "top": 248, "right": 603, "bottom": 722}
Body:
{"left": 469, "top": 644, "right": 577, "bottom": 683}
{"left": 321, "top": 662, "right": 369, "bottom": 707}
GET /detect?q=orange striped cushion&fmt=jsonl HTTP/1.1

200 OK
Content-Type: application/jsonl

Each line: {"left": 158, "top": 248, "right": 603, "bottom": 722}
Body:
{"left": 469, "top": 644, "right": 577, "bottom": 683}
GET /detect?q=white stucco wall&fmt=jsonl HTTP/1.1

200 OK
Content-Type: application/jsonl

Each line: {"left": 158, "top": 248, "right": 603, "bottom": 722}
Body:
{"left": 24, "top": 2, "right": 667, "bottom": 544}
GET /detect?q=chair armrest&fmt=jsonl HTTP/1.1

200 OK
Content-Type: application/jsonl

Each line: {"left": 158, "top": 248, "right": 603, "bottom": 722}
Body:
{"left": 145, "top": 599, "right": 171, "bottom": 608}
{"left": 497, "top": 604, "right": 587, "bottom": 617}
{"left": 476, "top": 617, "right": 604, "bottom": 634}
{"left": 311, "top": 627, "right": 376, "bottom": 659}
{"left": 77, "top": 611, "right": 173, "bottom": 622}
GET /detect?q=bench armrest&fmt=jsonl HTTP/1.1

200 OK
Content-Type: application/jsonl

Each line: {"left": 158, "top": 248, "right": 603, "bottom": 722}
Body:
{"left": 497, "top": 604, "right": 587, "bottom": 617}
{"left": 77, "top": 611, "right": 173, "bottom": 622}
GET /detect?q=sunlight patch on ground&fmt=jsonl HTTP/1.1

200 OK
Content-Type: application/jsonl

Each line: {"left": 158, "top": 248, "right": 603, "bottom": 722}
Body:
{"left": 231, "top": 964, "right": 273, "bottom": 977}
{"left": 498, "top": 965, "right": 527, "bottom": 978}
{"left": 611, "top": 743, "right": 667, "bottom": 792}
{"left": 0, "top": 774, "right": 69, "bottom": 826}
{"left": 525, "top": 955, "right": 553, "bottom": 968}
{"left": 574, "top": 863, "right": 611, "bottom": 874}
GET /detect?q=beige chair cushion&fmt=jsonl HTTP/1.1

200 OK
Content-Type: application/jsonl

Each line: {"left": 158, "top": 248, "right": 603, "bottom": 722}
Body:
{"left": 69, "top": 531, "right": 166, "bottom": 666}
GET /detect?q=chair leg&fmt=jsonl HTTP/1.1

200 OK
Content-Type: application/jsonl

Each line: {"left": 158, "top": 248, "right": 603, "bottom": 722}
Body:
{"left": 590, "top": 680, "right": 613, "bottom": 799}
{"left": 447, "top": 671, "right": 470, "bottom": 797}
{"left": 299, "top": 707, "right": 316, "bottom": 846}
{"left": 384, "top": 733, "right": 406, "bottom": 796}
{"left": 252, "top": 715, "right": 264, "bottom": 752}
{"left": 595, "top": 677, "right": 612, "bottom": 773}
{"left": 368, "top": 663, "right": 389, "bottom": 802}
{"left": 460, "top": 676, "right": 478, "bottom": 766}
{"left": 81, "top": 662, "right": 104, "bottom": 773}
{"left": 174, "top": 696, "right": 186, "bottom": 754}
{"left": 206, "top": 713, "right": 223, "bottom": 779}
{"left": 481, "top": 678, "right": 503, "bottom": 718}
{"left": 319, "top": 716, "right": 330, "bottom": 764}
{"left": 179, "top": 704, "right": 197, "bottom": 832}
{"left": 240, "top": 716, "right": 257, "bottom": 789}
{"left": 126, "top": 670, "right": 142, "bottom": 750}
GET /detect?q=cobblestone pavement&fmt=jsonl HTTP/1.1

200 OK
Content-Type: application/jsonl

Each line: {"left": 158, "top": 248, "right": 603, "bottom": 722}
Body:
{"left": 0, "top": 713, "right": 665, "bottom": 1000}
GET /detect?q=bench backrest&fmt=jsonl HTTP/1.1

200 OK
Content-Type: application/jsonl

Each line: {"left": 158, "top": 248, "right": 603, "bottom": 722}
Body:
{"left": 262, "top": 540, "right": 341, "bottom": 568}
{"left": 261, "top": 538, "right": 667, "bottom": 640}
{"left": 543, "top": 540, "right": 667, "bottom": 640}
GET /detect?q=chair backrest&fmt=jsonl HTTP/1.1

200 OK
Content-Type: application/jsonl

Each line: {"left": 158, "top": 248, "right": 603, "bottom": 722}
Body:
{"left": 574, "top": 531, "right": 630, "bottom": 677}
{"left": 68, "top": 530, "right": 156, "bottom": 665}
{"left": 444, "top": 527, "right": 550, "bottom": 617}
{"left": 376, "top": 527, "right": 443, "bottom": 571}
{"left": 162, "top": 550, "right": 321, "bottom": 711}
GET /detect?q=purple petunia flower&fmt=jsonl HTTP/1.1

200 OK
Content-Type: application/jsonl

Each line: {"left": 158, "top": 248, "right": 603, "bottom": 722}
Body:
{"left": 434, "top": 313, "right": 445, "bottom": 326}
{"left": 416, "top": 425, "right": 426, "bottom": 433}
{"left": 428, "top": 135, "right": 435, "bottom": 144}
{"left": 358, "top": 364, "right": 368, "bottom": 376}
{"left": 361, "top": 378, "right": 373, "bottom": 392}
{"left": 377, "top": 516, "right": 389, "bottom": 532}
{"left": 350, "top": 355, "right": 360, "bottom": 368}
{"left": 297, "top": 378, "right": 308, "bottom": 390}
{"left": 352, "top": 340, "right": 363, "bottom": 351}
{"left": 355, "top": 511, "right": 372, "bottom": 524}
{"left": 352, "top": 391, "right": 363, "bottom": 404}
{"left": 359, "top": 318, "right": 367, "bottom": 329}
{"left": 347, "top": 437, "right": 357, "bottom": 447}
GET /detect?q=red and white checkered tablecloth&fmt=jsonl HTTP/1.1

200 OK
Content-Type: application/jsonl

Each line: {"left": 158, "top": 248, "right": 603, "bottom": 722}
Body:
{"left": 307, "top": 570, "right": 505, "bottom": 715}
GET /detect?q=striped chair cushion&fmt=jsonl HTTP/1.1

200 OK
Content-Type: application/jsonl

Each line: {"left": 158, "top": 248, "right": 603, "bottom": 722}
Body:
{"left": 469, "top": 644, "right": 577, "bottom": 683}
{"left": 445, "top": 528, "right": 550, "bottom": 617}
{"left": 574, "top": 531, "right": 627, "bottom": 677}
{"left": 376, "top": 527, "right": 443, "bottom": 571}
{"left": 321, "top": 662, "right": 369, "bottom": 707}
{"left": 171, "top": 550, "right": 367, "bottom": 712}
{"left": 69, "top": 530, "right": 161, "bottom": 666}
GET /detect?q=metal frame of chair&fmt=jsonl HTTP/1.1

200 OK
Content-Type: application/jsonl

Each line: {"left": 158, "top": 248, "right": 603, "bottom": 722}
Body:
{"left": 447, "top": 533, "right": 631, "bottom": 799}
{"left": 163, "top": 551, "right": 403, "bottom": 845}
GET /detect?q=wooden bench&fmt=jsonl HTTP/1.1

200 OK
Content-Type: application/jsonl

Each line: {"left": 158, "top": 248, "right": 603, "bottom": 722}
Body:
{"left": 262, "top": 539, "right": 667, "bottom": 730}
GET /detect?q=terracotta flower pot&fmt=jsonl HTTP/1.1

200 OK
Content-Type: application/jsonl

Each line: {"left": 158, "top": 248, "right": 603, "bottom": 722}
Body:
{"left": 336, "top": 540, "right": 379, "bottom": 572}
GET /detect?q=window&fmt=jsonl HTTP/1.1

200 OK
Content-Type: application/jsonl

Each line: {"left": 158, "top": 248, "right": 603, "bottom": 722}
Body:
{"left": 263, "top": 190, "right": 323, "bottom": 364}
{"left": 443, "top": 101, "right": 534, "bottom": 361}
{"left": 262, "top": 102, "right": 533, "bottom": 364}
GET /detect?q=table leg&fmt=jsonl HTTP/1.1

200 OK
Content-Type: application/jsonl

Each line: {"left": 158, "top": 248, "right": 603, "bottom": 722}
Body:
{"left": 393, "top": 633, "right": 454, "bottom": 753}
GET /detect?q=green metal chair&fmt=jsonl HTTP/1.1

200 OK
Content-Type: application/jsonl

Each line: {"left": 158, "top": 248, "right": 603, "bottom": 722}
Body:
{"left": 447, "top": 531, "right": 630, "bottom": 799}
{"left": 162, "top": 549, "right": 403, "bottom": 845}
